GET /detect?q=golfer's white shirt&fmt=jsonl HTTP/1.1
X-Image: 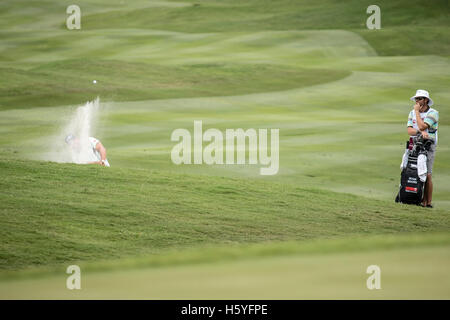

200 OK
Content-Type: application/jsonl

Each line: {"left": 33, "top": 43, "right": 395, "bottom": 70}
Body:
{"left": 89, "top": 137, "right": 110, "bottom": 166}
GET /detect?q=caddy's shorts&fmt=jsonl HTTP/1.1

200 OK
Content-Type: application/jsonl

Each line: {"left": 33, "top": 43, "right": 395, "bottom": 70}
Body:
{"left": 427, "top": 143, "right": 436, "bottom": 175}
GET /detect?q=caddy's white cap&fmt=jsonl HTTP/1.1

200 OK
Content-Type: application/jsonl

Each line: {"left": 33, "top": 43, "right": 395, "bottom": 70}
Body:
{"left": 410, "top": 89, "right": 433, "bottom": 106}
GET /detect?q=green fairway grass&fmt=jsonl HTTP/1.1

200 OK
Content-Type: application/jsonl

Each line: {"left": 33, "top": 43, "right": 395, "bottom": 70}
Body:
{"left": 0, "top": 0, "right": 449, "bottom": 298}
{"left": 0, "top": 60, "right": 349, "bottom": 110}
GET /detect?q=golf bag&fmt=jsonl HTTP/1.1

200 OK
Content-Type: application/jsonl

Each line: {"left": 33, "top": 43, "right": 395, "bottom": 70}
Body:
{"left": 395, "top": 135, "right": 433, "bottom": 205}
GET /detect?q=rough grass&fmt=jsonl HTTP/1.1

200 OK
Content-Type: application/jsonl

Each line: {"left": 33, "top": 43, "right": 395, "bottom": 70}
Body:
{"left": 1, "top": 157, "right": 449, "bottom": 271}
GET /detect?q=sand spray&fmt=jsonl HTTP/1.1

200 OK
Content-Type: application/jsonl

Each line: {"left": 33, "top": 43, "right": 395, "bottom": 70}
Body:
{"left": 43, "top": 98, "right": 101, "bottom": 164}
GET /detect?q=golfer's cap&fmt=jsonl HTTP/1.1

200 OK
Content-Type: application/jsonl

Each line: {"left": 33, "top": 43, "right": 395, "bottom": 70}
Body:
{"left": 65, "top": 134, "right": 76, "bottom": 144}
{"left": 410, "top": 89, "right": 433, "bottom": 106}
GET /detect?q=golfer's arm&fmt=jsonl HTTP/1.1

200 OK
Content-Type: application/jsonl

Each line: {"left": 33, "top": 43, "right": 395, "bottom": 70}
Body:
{"left": 414, "top": 110, "right": 429, "bottom": 131}
{"left": 96, "top": 142, "right": 107, "bottom": 160}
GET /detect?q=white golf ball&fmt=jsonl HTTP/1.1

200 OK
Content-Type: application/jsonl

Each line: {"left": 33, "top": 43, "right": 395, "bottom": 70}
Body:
{"left": 93, "top": 80, "right": 97, "bottom": 84}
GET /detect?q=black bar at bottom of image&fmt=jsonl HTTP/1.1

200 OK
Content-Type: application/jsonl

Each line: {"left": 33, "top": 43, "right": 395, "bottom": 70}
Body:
{"left": 0, "top": 300, "right": 445, "bottom": 318}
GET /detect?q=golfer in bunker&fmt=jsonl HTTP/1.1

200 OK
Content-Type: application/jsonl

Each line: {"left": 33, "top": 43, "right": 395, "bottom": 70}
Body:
{"left": 65, "top": 134, "right": 110, "bottom": 167}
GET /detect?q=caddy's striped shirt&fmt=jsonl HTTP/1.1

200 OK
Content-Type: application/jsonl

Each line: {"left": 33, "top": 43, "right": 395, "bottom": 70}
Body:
{"left": 407, "top": 107, "right": 439, "bottom": 144}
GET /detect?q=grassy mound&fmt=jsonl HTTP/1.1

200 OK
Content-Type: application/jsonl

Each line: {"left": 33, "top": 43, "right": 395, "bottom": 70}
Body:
{"left": 1, "top": 158, "right": 449, "bottom": 270}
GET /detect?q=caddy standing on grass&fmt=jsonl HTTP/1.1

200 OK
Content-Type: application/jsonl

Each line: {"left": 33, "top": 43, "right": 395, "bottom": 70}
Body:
{"left": 407, "top": 89, "right": 438, "bottom": 208}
